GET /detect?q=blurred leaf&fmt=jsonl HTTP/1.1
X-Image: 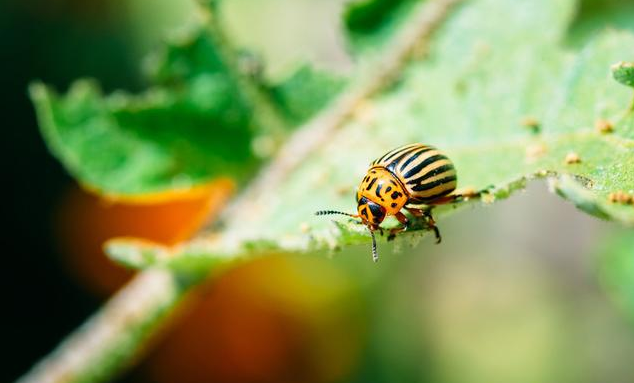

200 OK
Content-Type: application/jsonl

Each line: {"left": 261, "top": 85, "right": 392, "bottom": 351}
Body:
{"left": 567, "top": 0, "right": 634, "bottom": 46}
{"left": 108, "top": 0, "right": 634, "bottom": 271}
{"left": 612, "top": 61, "right": 634, "bottom": 88}
{"left": 30, "top": 79, "right": 255, "bottom": 195}
{"left": 145, "top": 23, "right": 231, "bottom": 85}
{"left": 31, "top": 7, "right": 347, "bottom": 196}
{"left": 271, "top": 65, "right": 346, "bottom": 125}
{"left": 344, "top": 0, "right": 418, "bottom": 54}
{"left": 598, "top": 230, "right": 634, "bottom": 324}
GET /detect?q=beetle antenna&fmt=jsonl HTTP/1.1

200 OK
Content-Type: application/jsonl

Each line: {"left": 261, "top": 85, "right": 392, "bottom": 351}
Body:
{"left": 369, "top": 228, "right": 378, "bottom": 263}
{"left": 315, "top": 210, "right": 358, "bottom": 218}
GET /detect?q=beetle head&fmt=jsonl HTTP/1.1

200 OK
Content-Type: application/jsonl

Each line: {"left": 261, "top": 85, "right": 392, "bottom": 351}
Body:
{"left": 357, "top": 196, "right": 386, "bottom": 229}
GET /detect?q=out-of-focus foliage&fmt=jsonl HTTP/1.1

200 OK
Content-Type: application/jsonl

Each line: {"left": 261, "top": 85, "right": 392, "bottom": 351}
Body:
{"left": 30, "top": 5, "right": 345, "bottom": 196}
{"left": 343, "top": 0, "right": 417, "bottom": 54}
{"left": 30, "top": 79, "right": 255, "bottom": 195}
{"left": 567, "top": 0, "right": 634, "bottom": 46}
{"left": 109, "top": 0, "right": 634, "bottom": 271}
{"left": 599, "top": 231, "right": 634, "bottom": 325}
{"left": 141, "top": 254, "right": 366, "bottom": 383}
{"left": 271, "top": 65, "right": 346, "bottom": 125}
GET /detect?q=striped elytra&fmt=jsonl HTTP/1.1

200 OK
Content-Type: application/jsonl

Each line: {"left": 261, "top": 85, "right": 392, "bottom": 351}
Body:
{"left": 316, "top": 143, "right": 459, "bottom": 262}
{"left": 369, "top": 143, "right": 457, "bottom": 203}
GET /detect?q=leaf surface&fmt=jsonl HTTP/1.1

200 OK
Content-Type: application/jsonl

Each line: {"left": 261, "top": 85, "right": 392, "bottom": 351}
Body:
{"left": 30, "top": 8, "right": 346, "bottom": 196}
{"left": 109, "top": 0, "right": 634, "bottom": 270}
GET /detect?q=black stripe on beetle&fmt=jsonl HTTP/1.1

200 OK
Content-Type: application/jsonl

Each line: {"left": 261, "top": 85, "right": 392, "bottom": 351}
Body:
{"left": 404, "top": 154, "right": 447, "bottom": 180}
{"left": 379, "top": 144, "right": 418, "bottom": 164}
{"left": 375, "top": 184, "right": 383, "bottom": 197}
{"left": 367, "top": 177, "right": 377, "bottom": 190}
{"left": 398, "top": 146, "right": 433, "bottom": 172}
{"left": 406, "top": 164, "right": 454, "bottom": 186}
{"left": 410, "top": 188, "right": 454, "bottom": 202}
{"left": 385, "top": 147, "right": 421, "bottom": 171}
{"left": 411, "top": 175, "right": 457, "bottom": 192}
{"left": 374, "top": 147, "right": 400, "bottom": 164}
{"left": 368, "top": 203, "right": 385, "bottom": 222}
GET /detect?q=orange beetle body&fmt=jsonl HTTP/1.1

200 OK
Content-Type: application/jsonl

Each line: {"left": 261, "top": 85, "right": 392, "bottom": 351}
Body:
{"left": 318, "top": 143, "right": 461, "bottom": 262}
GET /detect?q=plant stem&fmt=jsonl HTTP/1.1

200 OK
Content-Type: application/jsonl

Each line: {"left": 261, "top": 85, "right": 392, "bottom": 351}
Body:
{"left": 15, "top": 270, "right": 191, "bottom": 383}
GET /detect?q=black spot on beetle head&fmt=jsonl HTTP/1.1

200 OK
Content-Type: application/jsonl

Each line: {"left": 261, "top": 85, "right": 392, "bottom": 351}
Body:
{"left": 357, "top": 196, "right": 386, "bottom": 225}
{"left": 367, "top": 201, "right": 386, "bottom": 224}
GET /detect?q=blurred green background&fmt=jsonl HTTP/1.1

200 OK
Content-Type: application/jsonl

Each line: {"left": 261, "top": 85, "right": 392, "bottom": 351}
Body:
{"left": 3, "top": 0, "right": 634, "bottom": 382}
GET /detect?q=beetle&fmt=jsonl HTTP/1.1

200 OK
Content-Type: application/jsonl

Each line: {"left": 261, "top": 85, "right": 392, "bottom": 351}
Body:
{"left": 316, "top": 143, "right": 463, "bottom": 262}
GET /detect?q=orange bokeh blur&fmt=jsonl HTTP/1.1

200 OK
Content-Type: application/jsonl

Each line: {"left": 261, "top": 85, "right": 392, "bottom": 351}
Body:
{"left": 55, "top": 180, "right": 363, "bottom": 383}
{"left": 142, "top": 255, "right": 363, "bottom": 383}
{"left": 55, "top": 179, "right": 234, "bottom": 296}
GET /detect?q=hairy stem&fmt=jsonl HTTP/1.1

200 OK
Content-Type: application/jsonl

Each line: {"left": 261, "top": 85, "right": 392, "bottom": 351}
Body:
{"left": 16, "top": 270, "right": 191, "bottom": 383}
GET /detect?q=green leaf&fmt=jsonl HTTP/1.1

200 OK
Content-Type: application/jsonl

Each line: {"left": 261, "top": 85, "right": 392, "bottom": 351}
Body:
{"left": 30, "top": 79, "right": 256, "bottom": 195}
{"left": 30, "top": 8, "right": 347, "bottom": 196}
{"left": 109, "top": 0, "right": 634, "bottom": 270}
{"left": 567, "top": 0, "right": 634, "bottom": 47}
{"left": 597, "top": 230, "right": 634, "bottom": 325}
{"left": 344, "top": 0, "right": 418, "bottom": 54}
{"left": 270, "top": 65, "right": 346, "bottom": 125}
{"left": 612, "top": 61, "right": 634, "bottom": 88}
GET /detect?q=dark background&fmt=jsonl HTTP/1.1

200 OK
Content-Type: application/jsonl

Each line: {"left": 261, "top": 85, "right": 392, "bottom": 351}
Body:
{"left": 0, "top": 1, "right": 141, "bottom": 381}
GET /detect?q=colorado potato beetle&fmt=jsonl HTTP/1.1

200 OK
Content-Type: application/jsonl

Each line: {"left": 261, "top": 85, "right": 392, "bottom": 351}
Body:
{"left": 316, "top": 143, "right": 463, "bottom": 262}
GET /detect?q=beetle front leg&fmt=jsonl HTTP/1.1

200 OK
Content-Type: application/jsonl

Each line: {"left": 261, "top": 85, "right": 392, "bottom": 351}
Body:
{"left": 387, "top": 212, "right": 409, "bottom": 241}
{"left": 405, "top": 207, "right": 441, "bottom": 243}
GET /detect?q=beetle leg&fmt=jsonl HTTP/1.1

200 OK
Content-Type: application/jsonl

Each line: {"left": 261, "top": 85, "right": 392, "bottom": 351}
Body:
{"left": 422, "top": 210, "right": 442, "bottom": 244}
{"left": 405, "top": 207, "right": 441, "bottom": 243}
{"left": 405, "top": 207, "right": 425, "bottom": 217}
{"left": 426, "top": 194, "right": 459, "bottom": 206}
{"left": 426, "top": 189, "right": 483, "bottom": 206}
{"left": 387, "top": 228, "right": 403, "bottom": 241}
{"left": 396, "top": 211, "right": 409, "bottom": 225}
{"left": 387, "top": 212, "right": 409, "bottom": 241}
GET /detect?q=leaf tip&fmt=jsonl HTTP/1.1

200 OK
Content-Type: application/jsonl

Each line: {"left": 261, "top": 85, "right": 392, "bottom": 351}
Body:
{"left": 28, "top": 81, "right": 49, "bottom": 101}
